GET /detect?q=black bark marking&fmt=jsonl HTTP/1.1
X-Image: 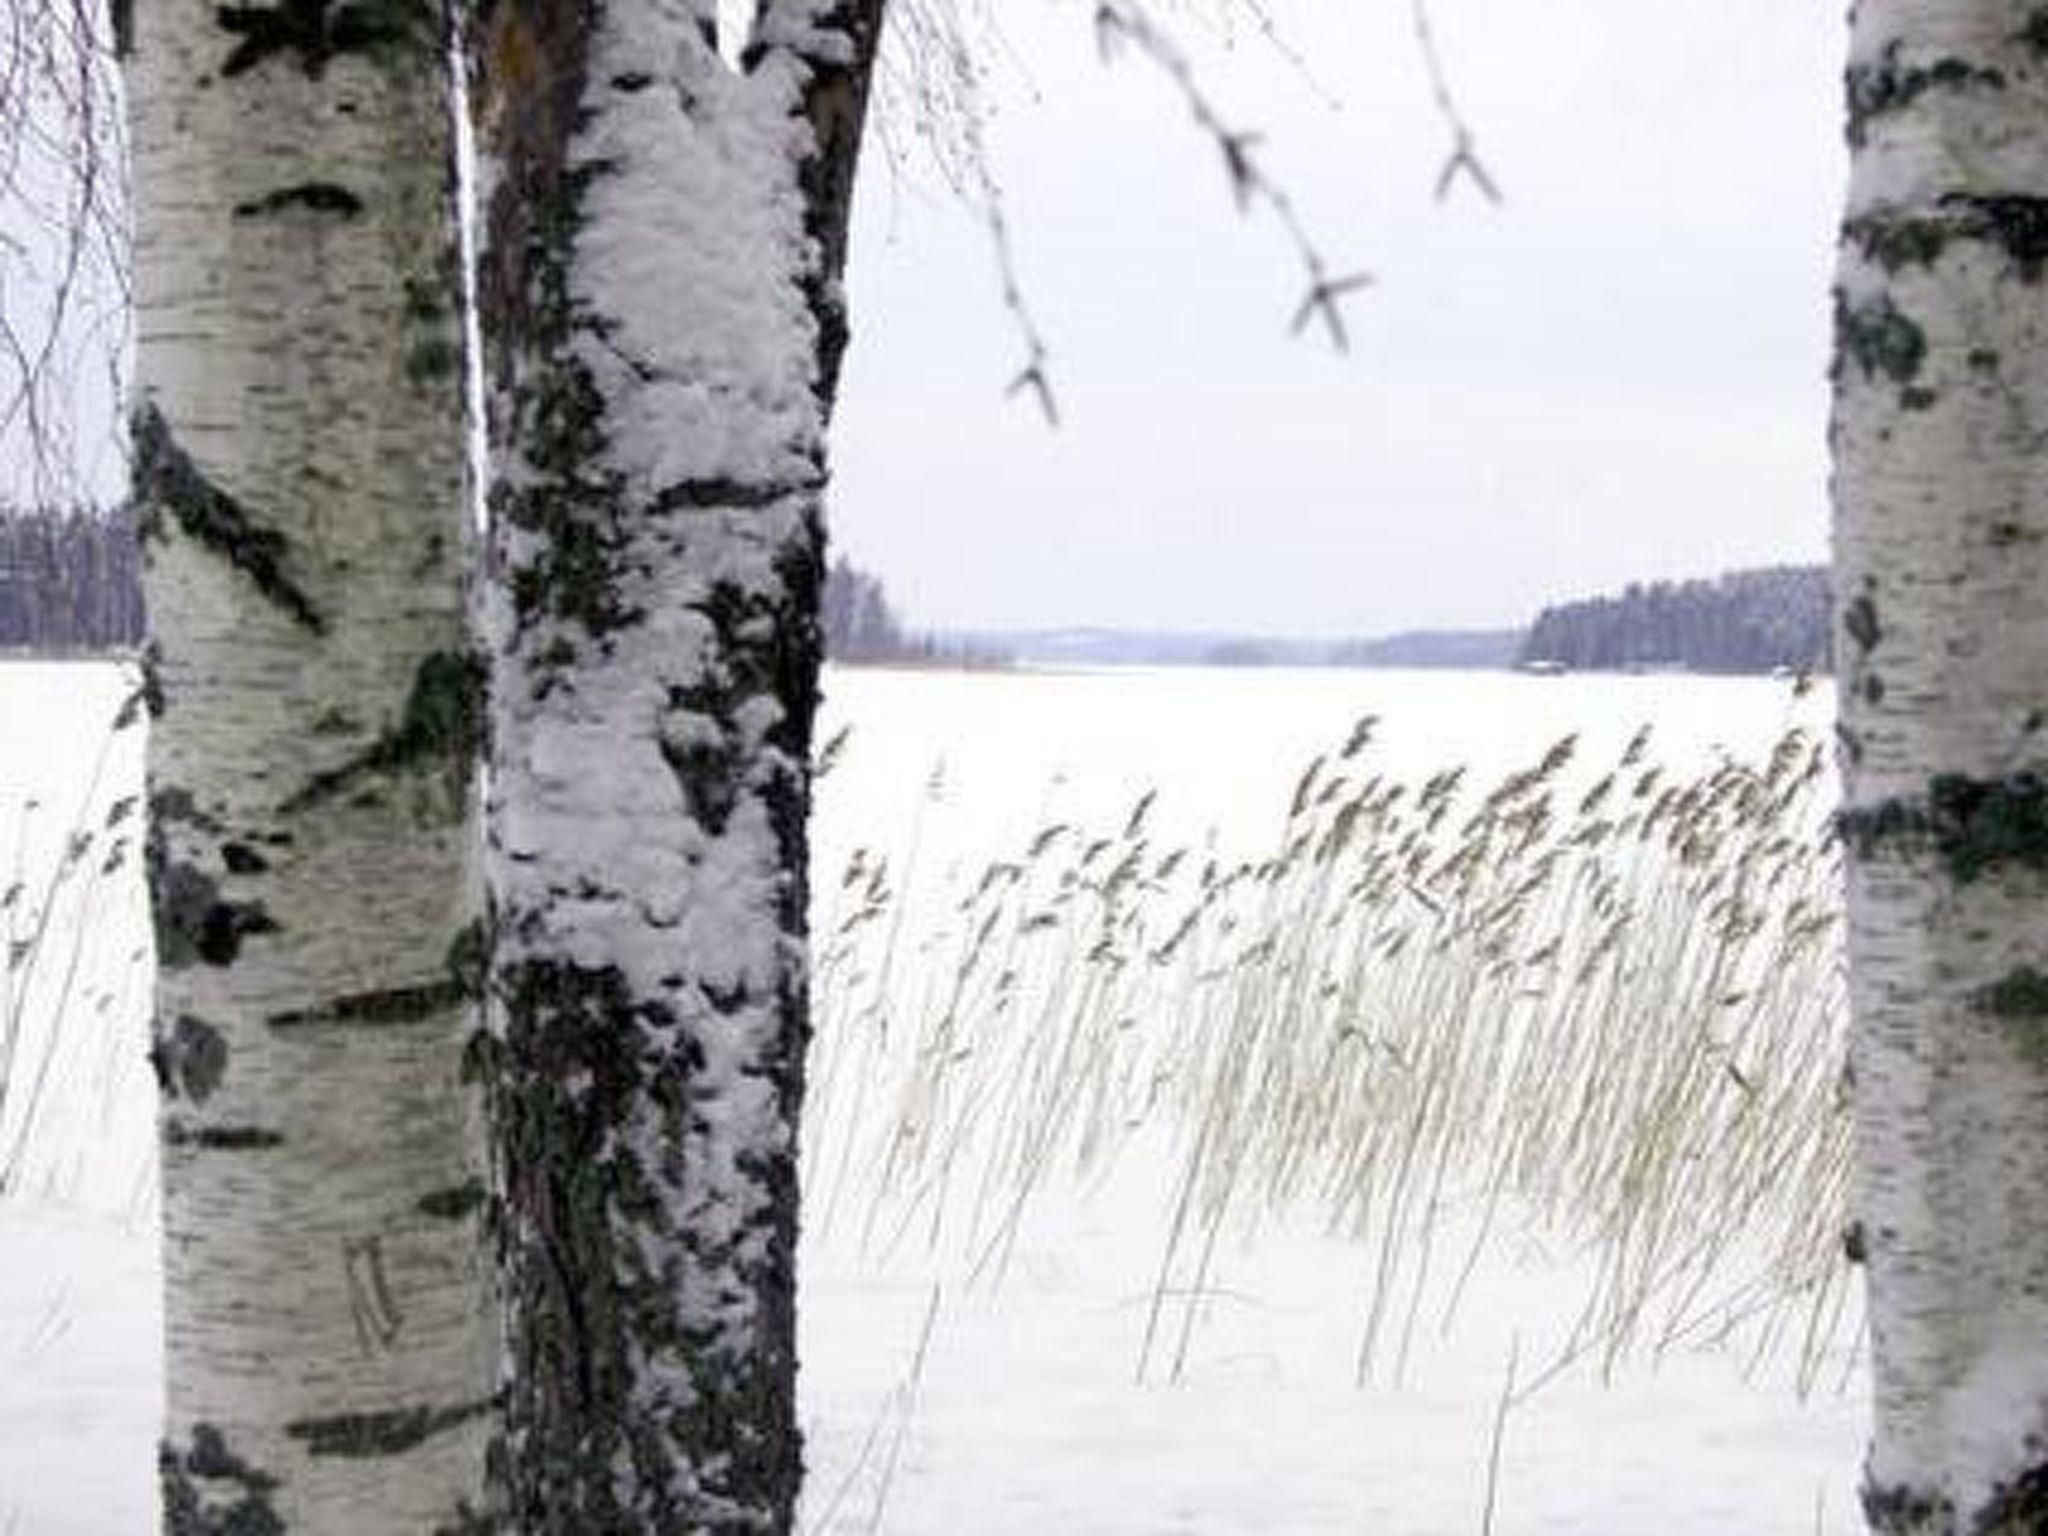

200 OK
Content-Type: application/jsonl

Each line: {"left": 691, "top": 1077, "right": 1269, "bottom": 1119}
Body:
{"left": 1844, "top": 591, "right": 1883, "bottom": 655}
{"left": 1976, "top": 967, "right": 2048, "bottom": 1020}
{"left": 280, "top": 649, "right": 486, "bottom": 813}
{"left": 1842, "top": 1220, "right": 1868, "bottom": 1265}
{"left": 285, "top": 1398, "right": 491, "bottom": 1458}
{"left": 133, "top": 405, "right": 324, "bottom": 633}
{"left": 165, "top": 1122, "right": 286, "bottom": 1151}
{"left": 1863, "top": 672, "right": 1887, "bottom": 705}
{"left": 2022, "top": 9, "right": 2048, "bottom": 57}
{"left": 152, "top": 853, "right": 280, "bottom": 970}
{"left": 648, "top": 475, "right": 821, "bottom": 515}
{"left": 1837, "top": 773, "right": 2048, "bottom": 882}
{"left": 233, "top": 182, "right": 365, "bottom": 219}
{"left": 152, "top": 1014, "right": 231, "bottom": 1103}
{"left": 161, "top": 1423, "right": 283, "bottom": 1536}
{"left": 1835, "top": 292, "right": 1928, "bottom": 388}
{"left": 221, "top": 841, "right": 270, "bottom": 874}
{"left": 418, "top": 1179, "right": 487, "bottom": 1220}
{"left": 111, "top": 0, "right": 134, "bottom": 58}
{"left": 267, "top": 978, "right": 466, "bottom": 1030}
{"left": 1846, "top": 43, "right": 2005, "bottom": 147}
{"left": 215, "top": 0, "right": 420, "bottom": 79}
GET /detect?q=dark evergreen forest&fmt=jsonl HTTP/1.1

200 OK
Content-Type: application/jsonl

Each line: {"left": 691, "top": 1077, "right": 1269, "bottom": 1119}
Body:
{"left": 0, "top": 508, "right": 143, "bottom": 651}
{"left": 1519, "top": 566, "right": 1828, "bottom": 674}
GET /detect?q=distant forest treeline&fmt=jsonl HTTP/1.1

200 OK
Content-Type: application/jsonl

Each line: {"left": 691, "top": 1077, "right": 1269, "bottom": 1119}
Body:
{"left": 1519, "top": 566, "right": 1829, "bottom": 675}
{"left": 0, "top": 508, "right": 143, "bottom": 651}
{"left": 823, "top": 555, "right": 1007, "bottom": 667}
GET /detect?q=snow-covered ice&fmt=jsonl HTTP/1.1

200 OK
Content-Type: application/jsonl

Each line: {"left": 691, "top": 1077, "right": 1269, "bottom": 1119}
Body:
{"left": 0, "top": 661, "right": 1868, "bottom": 1533}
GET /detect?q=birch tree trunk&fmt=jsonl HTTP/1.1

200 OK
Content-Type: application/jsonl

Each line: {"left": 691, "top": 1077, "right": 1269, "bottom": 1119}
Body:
{"left": 1833, "top": 5, "right": 2048, "bottom": 1531}
{"left": 467, "top": 1, "right": 881, "bottom": 1528}
{"left": 131, "top": 5, "right": 493, "bottom": 1529}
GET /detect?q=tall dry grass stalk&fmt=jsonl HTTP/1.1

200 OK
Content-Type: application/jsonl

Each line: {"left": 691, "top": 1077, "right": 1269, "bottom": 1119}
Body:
{"left": 0, "top": 676, "right": 148, "bottom": 1208}
{"left": 806, "top": 719, "right": 1851, "bottom": 1392}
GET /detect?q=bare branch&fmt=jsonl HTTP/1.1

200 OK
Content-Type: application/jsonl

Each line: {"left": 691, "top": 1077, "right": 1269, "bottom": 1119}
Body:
{"left": 1412, "top": 0, "right": 1501, "bottom": 205}
{"left": 1089, "top": 1, "right": 1370, "bottom": 352}
{"left": 0, "top": 0, "right": 129, "bottom": 508}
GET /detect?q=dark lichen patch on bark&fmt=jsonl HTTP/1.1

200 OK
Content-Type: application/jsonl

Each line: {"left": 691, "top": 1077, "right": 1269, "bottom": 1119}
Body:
{"left": 1837, "top": 773, "right": 2048, "bottom": 882}
{"left": 407, "top": 336, "right": 463, "bottom": 383}
{"left": 133, "top": 405, "right": 325, "bottom": 633}
{"left": 165, "top": 1122, "right": 286, "bottom": 1151}
{"left": 284, "top": 1398, "right": 490, "bottom": 1458}
{"left": 152, "top": 852, "right": 280, "bottom": 970}
{"left": 1847, "top": 43, "right": 2006, "bottom": 147}
{"left": 281, "top": 649, "right": 486, "bottom": 813}
{"left": 482, "top": 958, "right": 804, "bottom": 1529}
{"left": 1836, "top": 293, "right": 1929, "bottom": 390}
{"left": 152, "top": 1014, "right": 230, "bottom": 1103}
{"left": 1862, "top": 1475, "right": 1950, "bottom": 1535}
{"left": 267, "top": 978, "right": 466, "bottom": 1030}
{"left": 1845, "top": 212, "right": 1954, "bottom": 274}
{"left": 1844, "top": 197, "right": 2048, "bottom": 284}
{"left": 216, "top": 0, "right": 429, "bottom": 80}
{"left": 162, "top": 1422, "right": 283, "bottom": 1536}
{"left": 446, "top": 920, "right": 490, "bottom": 1000}
{"left": 1976, "top": 967, "right": 2048, "bottom": 1018}
{"left": 232, "top": 182, "right": 366, "bottom": 219}
{"left": 417, "top": 1178, "right": 487, "bottom": 1220}
{"left": 1942, "top": 194, "right": 2048, "bottom": 283}
{"left": 1973, "top": 1460, "right": 2048, "bottom": 1534}
{"left": 2022, "top": 9, "right": 2048, "bottom": 57}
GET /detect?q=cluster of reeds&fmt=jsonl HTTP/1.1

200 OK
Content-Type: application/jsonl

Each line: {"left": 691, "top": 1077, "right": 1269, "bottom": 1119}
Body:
{"left": 0, "top": 681, "right": 147, "bottom": 1208}
{"left": 805, "top": 718, "right": 1851, "bottom": 1392}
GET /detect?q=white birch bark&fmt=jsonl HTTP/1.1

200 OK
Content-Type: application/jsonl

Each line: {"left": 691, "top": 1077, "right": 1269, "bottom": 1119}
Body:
{"left": 468, "top": 0, "right": 880, "bottom": 1527}
{"left": 1833, "top": 4, "right": 2048, "bottom": 1531}
{"left": 132, "top": 4, "right": 493, "bottom": 1528}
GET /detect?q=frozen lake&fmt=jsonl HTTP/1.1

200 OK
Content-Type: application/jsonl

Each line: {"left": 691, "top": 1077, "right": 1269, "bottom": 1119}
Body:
{"left": 0, "top": 659, "right": 1863, "bottom": 1533}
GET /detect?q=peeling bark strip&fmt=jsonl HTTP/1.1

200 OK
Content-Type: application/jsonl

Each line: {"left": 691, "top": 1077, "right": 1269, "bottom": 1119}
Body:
{"left": 1834, "top": 5, "right": 2048, "bottom": 1532}
{"left": 132, "top": 405, "right": 325, "bottom": 633}
{"left": 135, "top": 0, "right": 490, "bottom": 1527}
{"left": 472, "top": 1, "right": 884, "bottom": 1527}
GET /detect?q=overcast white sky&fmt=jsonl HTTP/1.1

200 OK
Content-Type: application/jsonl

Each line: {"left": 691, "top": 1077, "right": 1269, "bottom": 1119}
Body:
{"left": 830, "top": 0, "right": 1848, "bottom": 638}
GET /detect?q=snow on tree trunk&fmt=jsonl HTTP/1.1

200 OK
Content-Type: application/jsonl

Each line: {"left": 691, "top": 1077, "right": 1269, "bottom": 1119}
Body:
{"left": 1833, "top": 6, "right": 2048, "bottom": 1532}
{"left": 131, "top": 4, "right": 493, "bottom": 1529}
{"left": 467, "top": 1, "right": 880, "bottom": 1527}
